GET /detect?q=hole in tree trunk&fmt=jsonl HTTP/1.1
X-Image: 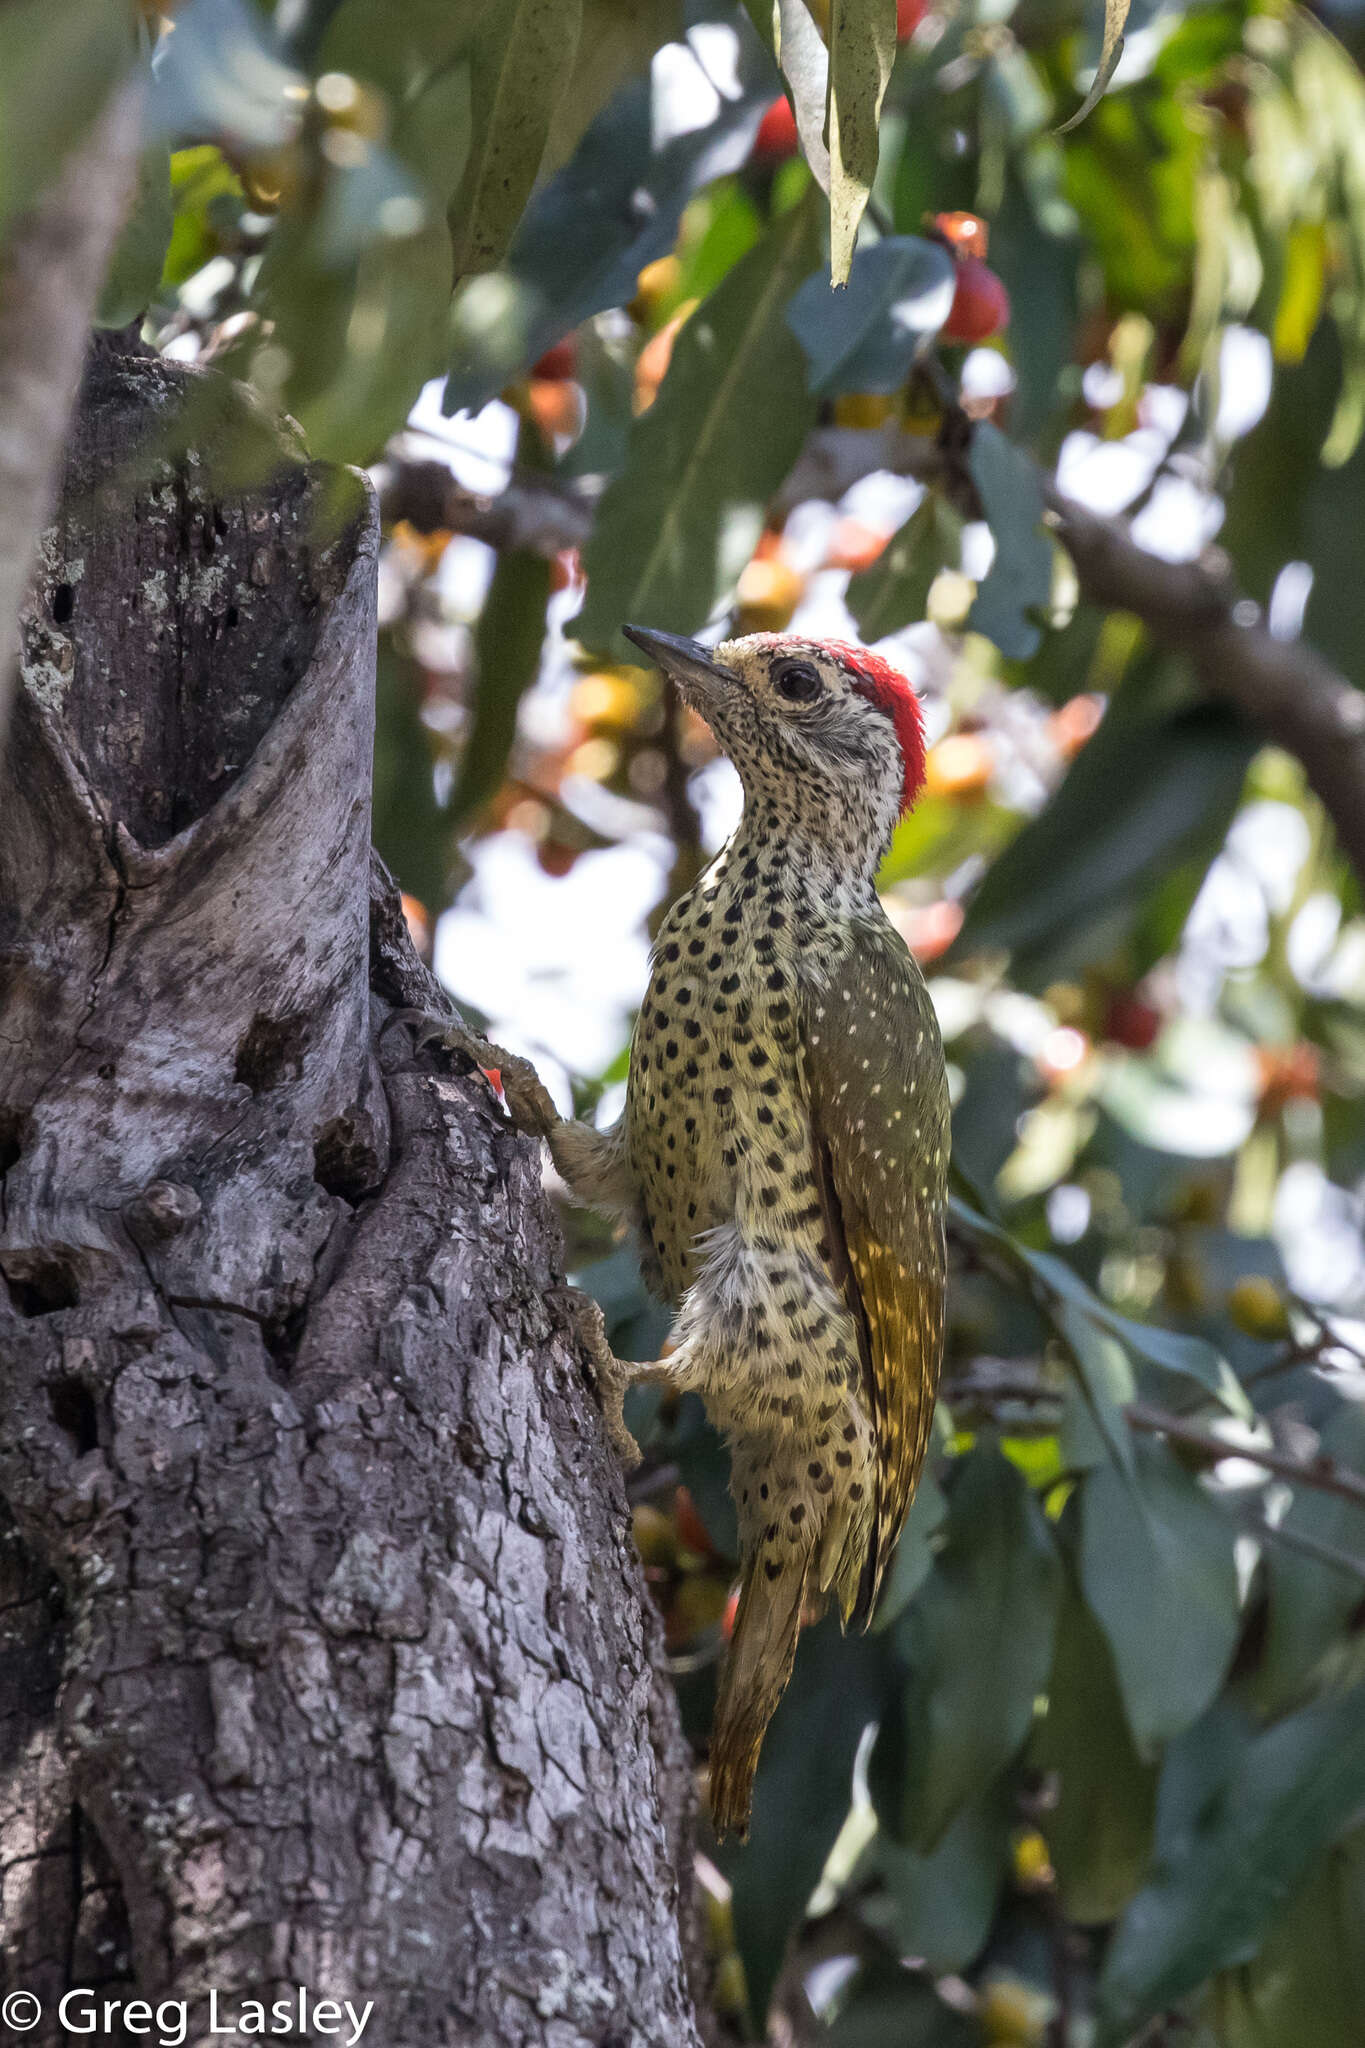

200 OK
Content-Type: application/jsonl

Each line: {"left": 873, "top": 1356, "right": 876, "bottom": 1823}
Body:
{"left": 48, "top": 1376, "right": 99, "bottom": 1454}
{"left": 234, "top": 1010, "right": 308, "bottom": 1094}
{"left": 0, "top": 1248, "right": 81, "bottom": 1317}
{"left": 0, "top": 1107, "right": 28, "bottom": 1176}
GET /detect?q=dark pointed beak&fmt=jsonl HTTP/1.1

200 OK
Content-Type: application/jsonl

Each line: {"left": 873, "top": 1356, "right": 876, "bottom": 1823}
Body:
{"left": 623, "top": 624, "right": 736, "bottom": 696}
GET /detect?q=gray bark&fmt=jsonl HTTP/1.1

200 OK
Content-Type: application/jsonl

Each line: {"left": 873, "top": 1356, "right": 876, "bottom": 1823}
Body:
{"left": 0, "top": 340, "right": 703, "bottom": 2048}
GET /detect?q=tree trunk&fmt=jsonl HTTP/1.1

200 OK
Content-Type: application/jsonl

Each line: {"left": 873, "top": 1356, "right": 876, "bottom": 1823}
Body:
{"left": 0, "top": 339, "right": 703, "bottom": 2048}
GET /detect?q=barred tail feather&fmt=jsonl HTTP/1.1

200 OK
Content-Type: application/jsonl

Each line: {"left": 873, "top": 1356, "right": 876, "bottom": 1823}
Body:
{"left": 708, "top": 1548, "right": 813, "bottom": 1840}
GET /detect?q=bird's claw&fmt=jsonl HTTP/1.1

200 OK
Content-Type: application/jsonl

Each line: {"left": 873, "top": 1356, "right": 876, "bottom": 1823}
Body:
{"left": 384, "top": 1009, "right": 559, "bottom": 1141}
{"left": 561, "top": 1290, "right": 643, "bottom": 1469}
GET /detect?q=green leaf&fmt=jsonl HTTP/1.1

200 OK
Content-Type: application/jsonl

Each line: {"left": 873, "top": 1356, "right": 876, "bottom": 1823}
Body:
{"left": 371, "top": 635, "right": 453, "bottom": 910}
{"left": 96, "top": 138, "right": 173, "bottom": 328}
{"left": 855, "top": 1785, "right": 1014, "bottom": 1975}
{"left": 445, "top": 65, "right": 768, "bottom": 414}
{"left": 448, "top": 0, "right": 582, "bottom": 280}
{"left": 871, "top": 1458, "right": 947, "bottom": 1631}
{"left": 574, "top": 190, "right": 822, "bottom": 657}
{"left": 0, "top": 0, "right": 130, "bottom": 234}
{"left": 848, "top": 493, "right": 960, "bottom": 640}
{"left": 1033, "top": 1574, "right": 1156, "bottom": 1923}
{"left": 786, "top": 235, "right": 955, "bottom": 394}
{"left": 1098, "top": 1680, "right": 1365, "bottom": 2045}
{"left": 879, "top": 1445, "right": 1061, "bottom": 1849}
{"left": 451, "top": 548, "right": 552, "bottom": 828}
{"left": 948, "top": 1196, "right": 1248, "bottom": 1415}
{"left": 951, "top": 660, "right": 1256, "bottom": 987}
{"left": 152, "top": 0, "right": 302, "bottom": 153}
{"left": 826, "top": 1963, "right": 978, "bottom": 2048}
{"left": 1056, "top": 0, "right": 1131, "bottom": 136}
{"left": 723, "top": 1615, "right": 895, "bottom": 2029}
{"left": 1209, "top": 1831, "right": 1365, "bottom": 2048}
{"left": 965, "top": 422, "right": 1053, "bottom": 660}
{"left": 1057, "top": 1301, "right": 1135, "bottom": 1475}
{"left": 827, "top": 0, "right": 896, "bottom": 286}
{"left": 1258, "top": 1401, "right": 1365, "bottom": 1713}
{"left": 1080, "top": 1438, "right": 1240, "bottom": 1754}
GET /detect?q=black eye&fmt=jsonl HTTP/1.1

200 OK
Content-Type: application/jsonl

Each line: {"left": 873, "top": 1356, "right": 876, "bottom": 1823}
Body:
{"left": 774, "top": 659, "right": 822, "bottom": 703}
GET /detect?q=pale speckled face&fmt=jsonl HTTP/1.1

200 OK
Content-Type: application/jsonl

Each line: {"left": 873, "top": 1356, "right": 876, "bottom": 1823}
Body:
{"left": 623, "top": 626, "right": 924, "bottom": 868}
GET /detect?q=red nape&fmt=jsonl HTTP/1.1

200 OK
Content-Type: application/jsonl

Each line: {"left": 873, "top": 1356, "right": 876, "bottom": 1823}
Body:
{"left": 824, "top": 641, "right": 927, "bottom": 815}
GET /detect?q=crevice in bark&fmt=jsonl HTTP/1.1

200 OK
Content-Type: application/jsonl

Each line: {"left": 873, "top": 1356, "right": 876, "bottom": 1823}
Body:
{"left": 0, "top": 341, "right": 704, "bottom": 2047}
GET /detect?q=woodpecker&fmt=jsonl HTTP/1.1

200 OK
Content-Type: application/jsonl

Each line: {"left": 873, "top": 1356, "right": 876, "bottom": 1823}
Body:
{"left": 422, "top": 626, "right": 949, "bottom": 1838}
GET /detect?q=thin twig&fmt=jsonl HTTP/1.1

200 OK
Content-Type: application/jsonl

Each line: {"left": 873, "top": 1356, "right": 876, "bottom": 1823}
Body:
{"left": 1126, "top": 1400, "right": 1365, "bottom": 1510}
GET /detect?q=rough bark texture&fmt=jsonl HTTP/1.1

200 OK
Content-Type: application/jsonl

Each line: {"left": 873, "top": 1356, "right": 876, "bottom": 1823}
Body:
{"left": 0, "top": 342, "right": 702, "bottom": 2048}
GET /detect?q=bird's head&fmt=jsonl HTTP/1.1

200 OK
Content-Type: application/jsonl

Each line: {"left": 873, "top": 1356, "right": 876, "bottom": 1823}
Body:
{"left": 624, "top": 625, "right": 926, "bottom": 869}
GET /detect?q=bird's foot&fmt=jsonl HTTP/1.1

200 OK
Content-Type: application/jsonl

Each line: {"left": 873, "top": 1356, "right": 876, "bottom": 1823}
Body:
{"left": 560, "top": 1289, "right": 643, "bottom": 1470}
{"left": 386, "top": 1010, "right": 559, "bottom": 1141}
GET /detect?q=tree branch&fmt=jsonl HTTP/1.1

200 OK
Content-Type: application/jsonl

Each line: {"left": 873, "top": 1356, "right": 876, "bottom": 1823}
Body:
{"left": 1125, "top": 1400, "right": 1365, "bottom": 1510}
{"left": 387, "top": 411, "right": 1365, "bottom": 889}
{"left": 0, "top": 79, "right": 142, "bottom": 746}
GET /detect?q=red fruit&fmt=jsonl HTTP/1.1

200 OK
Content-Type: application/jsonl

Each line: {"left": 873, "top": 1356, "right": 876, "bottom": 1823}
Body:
{"left": 934, "top": 209, "right": 989, "bottom": 258}
{"left": 1104, "top": 991, "right": 1162, "bottom": 1052}
{"left": 753, "top": 95, "right": 799, "bottom": 165}
{"left": 532, "top": 336, "right": 577, "bottom": 381}
{"left": 941, "top": 255, "right": 1010, "bottom": 343}
{"left": 896, "top": 0, "right": 927, "bottom": 39}
{"left": 674, "top": 1486, "right": 717, "bottom": 1559}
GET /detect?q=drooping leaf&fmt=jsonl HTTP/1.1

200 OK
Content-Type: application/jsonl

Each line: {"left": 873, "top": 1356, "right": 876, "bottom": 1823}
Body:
{"left": 447, "top": 0, "right": 582, "bottom": 280}
{"left": 949, "top": 1196, "right": 1248, "bottom": 1415}
{"left": 152, "top": 0, "right": 303, "bottom": 153}
{"left": 445, "top": 55, "right": 771, "bottom": 414}
{"left": 827, "top": 0, "right": 896, "bottom": 285}
{"left": 776, "top": 0, "right": 831, "bottom": 193}
{"left": 877, "top": 1445, "right": 1061, "bottom": 1849}
{"left": 1033, "top": 1573, "right": 1157, "bottom": 1923}
{"left": 1098, "top": 1680, "right": 1365, "bottom": 2045}
{"left": 786, "top": 234, "right": 955, "bottom": 393}
{"left": 1209, "top": 1831, "right": 1365, "bottom": 2048}
{"left": 574, "top": 190, "right": 822, "bottom": 657}
{"left": 1257, "top": 1400, "right": 1365, "bottom": 1714}
{"left": 1080, "top": 1438, "right": 1240, "bottom": 1754}
{"left": 1056, "top": 0, "right": 1132, "bottom": 136}
{"left": 854, "top": 1784, "right": 1014, "bottom": 1976}
{"left": 451, "top": 547, "right": 552, "bottom": 828}
{"left": 871, "top": 1456, "right": 947, "bottom": 1631}
{"left": 723, "top": 1614, "right": 895, "bottom": 2029}
{"left": 965, "top": 421, "right": 1053, "bottom": 660}
{"left": 96, "top": 138, "right": 173, "bottom": 327}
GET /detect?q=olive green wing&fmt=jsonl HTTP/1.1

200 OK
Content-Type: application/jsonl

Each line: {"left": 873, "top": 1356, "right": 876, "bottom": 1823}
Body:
{"left": 801, "top": 916, "right": 950, "bottom": 1624}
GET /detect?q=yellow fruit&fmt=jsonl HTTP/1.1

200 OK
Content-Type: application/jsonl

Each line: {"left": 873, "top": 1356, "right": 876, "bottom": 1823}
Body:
{"left": 1012, "top": 1829, "right": 1055, "bottom": 1889}
{"left": 570, "top": 666, "right": 649, "bottom": 731}
{"left": 735, "top": 554, "right": 805, "bottom": 633}
{"left": 978, "top": 1975, "right": 1054, "bottom": 2046}
{"left": 1227, "top": 1274, "right": 1291, "bottom": 1340}
{"left": 631, "top": 253, "right": 683, "bottom": 323}
{"left": 923, "top": 732, "right": 994, "bottom": 800}
{"left": 631, "top": 1504, "right": 676, "bottom": 1568}
{"left": 832, "top": 390, "right": 897, "bottom": 429}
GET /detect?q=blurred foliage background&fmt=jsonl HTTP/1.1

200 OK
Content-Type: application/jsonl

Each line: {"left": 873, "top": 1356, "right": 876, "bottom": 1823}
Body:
{"left": 20, "top": 0, "right": 1365, "bottom": 2039}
